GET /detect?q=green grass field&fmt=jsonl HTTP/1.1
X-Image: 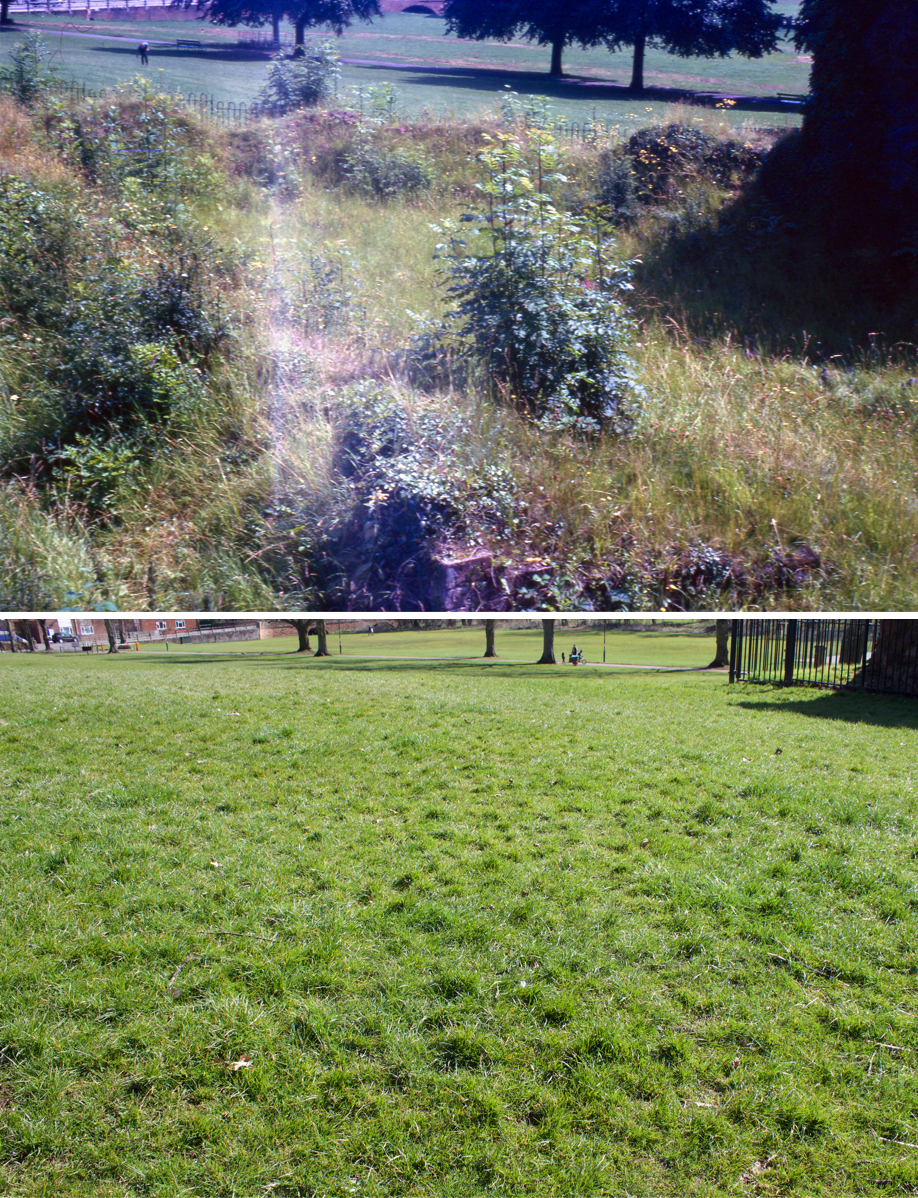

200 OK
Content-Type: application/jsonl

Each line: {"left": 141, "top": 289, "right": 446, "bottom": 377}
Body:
{"left": 131, "top": 623, "right": 720, "bottom": 668}
{"left": 0, "top": 10, "right": 807, "bottom": 126}
{"left": 1, "top": 650, "right": 916, "bottom": 1196}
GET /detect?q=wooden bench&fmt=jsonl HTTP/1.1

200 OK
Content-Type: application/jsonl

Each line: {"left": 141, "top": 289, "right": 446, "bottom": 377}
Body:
{"left": 176, "top": 39, "right": 204, "bottom": 49}
{"left": 777, "top": 92, "right": 807, "bottom": 104}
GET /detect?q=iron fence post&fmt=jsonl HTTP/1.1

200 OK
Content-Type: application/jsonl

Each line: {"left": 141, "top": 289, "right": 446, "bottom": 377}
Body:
{"left": 783, "top": 620, "right": 798, "bottom": 687}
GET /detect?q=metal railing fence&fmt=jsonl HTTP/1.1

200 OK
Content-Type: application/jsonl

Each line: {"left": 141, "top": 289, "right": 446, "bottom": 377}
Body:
{"left": 729, "top": 619, "right": 918, "bottom": 697}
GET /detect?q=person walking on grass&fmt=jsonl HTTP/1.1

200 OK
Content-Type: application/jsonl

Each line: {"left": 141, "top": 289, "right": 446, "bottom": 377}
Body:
{"left": 137, "top": 40, "right": 149, "bottom": 65}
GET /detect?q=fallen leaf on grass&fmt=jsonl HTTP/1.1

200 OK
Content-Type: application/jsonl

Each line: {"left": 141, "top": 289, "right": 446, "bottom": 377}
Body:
{"left": 229, "top": 1056, "right": 253, "bottom": 1071}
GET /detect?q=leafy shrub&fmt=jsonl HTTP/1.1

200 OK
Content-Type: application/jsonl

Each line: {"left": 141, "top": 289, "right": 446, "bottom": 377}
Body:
{"left": 624, "top": 123, "right": 766, "bottom": 202}
{"left": 595, "top": 151, "right": 641, "bottom": 227}
{"left": 55, "top": 435, "right": 145, "bottom": 512}
{"left": 253, "top": 43, "right": 340, "bottom": 116}
{"left": 435, "top": 133, "right": 639, "bottom": 430}
{"left": 1, "top": 32, "right": 55, "bottom": 106}
{"left": 0, "top": 175, "right": 87, "bottom": 323}
{"left": 44, "top": 261, "right": 225, "bottom": 450}
{"left": 47, "top": 89, "right": 218, "bottom": 202}
{"left": 333, "top": 381, "right": 516, "bottom": 534}
{"left": 341, "top": 134, "right": 434, "bottom": 200}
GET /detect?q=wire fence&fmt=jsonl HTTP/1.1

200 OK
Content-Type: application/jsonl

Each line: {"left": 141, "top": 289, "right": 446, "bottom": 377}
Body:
{"left": 0, "top": 66, "right": 636, "bottom": 137}
{"left": 729, "top": 619, "right": 918, "bottom": 698}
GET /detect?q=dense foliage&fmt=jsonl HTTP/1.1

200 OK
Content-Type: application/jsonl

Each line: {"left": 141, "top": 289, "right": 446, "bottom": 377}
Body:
{"left": 435, "top": 133, "right": 638, "bottom": 430}
{"left": 207, "top": 0, "right": 380, "bottom": 45}
{"left": 443, "top": 0, "right": 782, "bottom": 92}
{"left": 341, "top": 132, "right": 435, "bottom": 199}
{"left": 779, "top": 0, "right": 918, "bottom": 254}
{"left": 253, "top": 42, "right": 341, "bottom": 114}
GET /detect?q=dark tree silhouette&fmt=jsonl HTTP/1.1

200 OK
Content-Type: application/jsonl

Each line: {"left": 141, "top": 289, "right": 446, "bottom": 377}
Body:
{"left": 787, "top": 0, "right": 918, "bottom": 254}
{"left": 208, "top": 0, "right": 288, "bottom": 46}
{"left": 604, "top": 0, "right": 781, "bottom": 95}
{"left": 708, "top": 619, "right": 730, "bottom": 668}
{"left": 287, "top": 0, "right": 380, "bottom": 48}
{"left": 443, "top": 0, "right": 614, "bottom": 77}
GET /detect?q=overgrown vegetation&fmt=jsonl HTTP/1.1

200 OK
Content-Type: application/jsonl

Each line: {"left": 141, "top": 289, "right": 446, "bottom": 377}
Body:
{"left": 1, "top": 651, "right": 917, "bottom": 1195}
{"left": 1, "top": 55, "right": 916, "bottom": 610}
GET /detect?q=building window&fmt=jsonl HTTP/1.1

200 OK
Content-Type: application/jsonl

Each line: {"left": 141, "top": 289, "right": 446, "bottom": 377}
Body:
{"left": 155, "top": 620, "right": 167, "bottom": 631}
{"left": 80, "top": 624, "right": 94, "bottom": 636}
{"left": 175, "top": 619, "right": 186, "bottom": 630}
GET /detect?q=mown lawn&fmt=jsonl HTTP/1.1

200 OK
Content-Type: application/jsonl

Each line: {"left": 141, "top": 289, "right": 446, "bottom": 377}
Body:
{"left": 134, "top": 622, "right": 718, "bottom": 667}
{"left": 1, "top": 652, "right": 916, "bottom": 1196}
{"left": 2, "top": 10, "right": 808, "bottom": 125}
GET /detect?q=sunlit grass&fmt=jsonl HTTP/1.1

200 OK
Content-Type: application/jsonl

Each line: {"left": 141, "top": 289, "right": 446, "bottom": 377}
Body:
{"left": 1, "top": 651, "right": 916, "bottom": 1196}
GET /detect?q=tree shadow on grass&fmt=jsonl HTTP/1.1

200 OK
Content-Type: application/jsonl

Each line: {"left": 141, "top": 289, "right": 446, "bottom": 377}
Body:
{"left": 350, "top": 61, "right": 797, "bottom": 115}
{"left": 91, "top": 45, "right": 270, "bottom": 62}
{"left": 734, "top": 687, "right": 918, "bottom": 729}
{"left": 131, "top": 653, "right": 704, "bottom": 680}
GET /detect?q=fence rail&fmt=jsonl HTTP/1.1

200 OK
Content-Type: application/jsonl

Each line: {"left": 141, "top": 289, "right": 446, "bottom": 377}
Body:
{"left": 729, "top": 619, "right": 918, "bottom": 698}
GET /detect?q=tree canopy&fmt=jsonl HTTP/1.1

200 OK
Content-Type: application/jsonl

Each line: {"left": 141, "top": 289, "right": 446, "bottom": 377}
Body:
{"left": 208, "top": 0, "right": 288, "bottom": 44}
{"left": 208, "top": 0, "right": 380, "bottom": 47}
{"left": 603, "top": 0, "right": 782, "bottom": 94}
{"left": 443, "top": 0, "right": 613, "bottom": 77}
{"left": 761, "top": 0, "right": 918, "bottom": 256}
{"left": 444, "top": 0, "right": 781, "bottom": 91}
{"left": 287, "top": 0, "right": 380, "bottom": 46}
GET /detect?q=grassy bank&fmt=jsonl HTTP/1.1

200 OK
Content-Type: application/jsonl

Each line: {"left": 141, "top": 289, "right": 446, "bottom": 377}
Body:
{"left": 1, "top": 652, "right": 917, "bottom": 1196}
{"left": 0, "top": 70, "right": 915, "bottom": 611}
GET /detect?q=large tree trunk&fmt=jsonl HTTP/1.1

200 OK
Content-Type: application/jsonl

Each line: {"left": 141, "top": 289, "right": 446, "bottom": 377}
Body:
{"left": 536, "top": 619, "right": 556, "bottom": 664}
{"left": 18, "top": 621, "right": 34, "bottom": 651}
{"left": 0, "top": 0, "right": 11, "bottom": 25}
{"left": 708, "top": 620, "right": 730, "bottom": 668}
{"left": 549, "top": 35, "right": 563, "bottom": 77}
{"left": 5, "top": 620, "right": 16, "bottom": 651}
{"left": 629, "top": 22, "right": 646, "bottom": 95}
{"left": 289, "top": 620, "right": 312, "bottom": 652}
{"left": 483, "top": 619, "right": 497, "bottom": 658}
{"left": 294, "top": 14, "right": 306, "bottom": 46}
{"left": 272, "top": 10, "right": 280, "bottom": 43}
{"left": 37, "top": 620, "right": 51, "bottom": 650}
{"left": 314, "top": 619, "right": 331, "bottom": 657}
{"left": 849, "top": 620, "right": 918, "bottom": 693}
{"left": 104, "top": 620, "right": 118, "bottom": 654}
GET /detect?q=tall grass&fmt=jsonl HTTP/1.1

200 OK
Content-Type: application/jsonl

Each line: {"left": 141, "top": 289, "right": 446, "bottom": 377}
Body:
{"left": 1, "top": 87, "right": 916, "bottom": 609}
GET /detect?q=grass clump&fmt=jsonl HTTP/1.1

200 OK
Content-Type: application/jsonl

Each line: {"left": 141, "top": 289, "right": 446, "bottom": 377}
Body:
{"left": 341, "top": 131, "right": 436, "bottom": 200}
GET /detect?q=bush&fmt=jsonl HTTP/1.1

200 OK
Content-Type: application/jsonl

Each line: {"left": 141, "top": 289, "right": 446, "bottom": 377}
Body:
{"left": 595, "top": 151, "right": 641, "bottom": 227}
{"left": 1, "top": 32, "right": 55, "bottom": 106}
{"left": 253, "top": 43, "right": 340, "bottom": 116}
{"left": 341, "top": 134, "right": 435, "bottom": 200}
{"left": 624, "top": 123, "right": 766, "bottom": 202}
{"left": 55, "top": 262, "right": 224, "bottom": 439}
{"left": 435, "top": 133, "right": 639, "bottom": 430}
{"left": 0, "top": 175, "right": 86, "bottom": 324}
